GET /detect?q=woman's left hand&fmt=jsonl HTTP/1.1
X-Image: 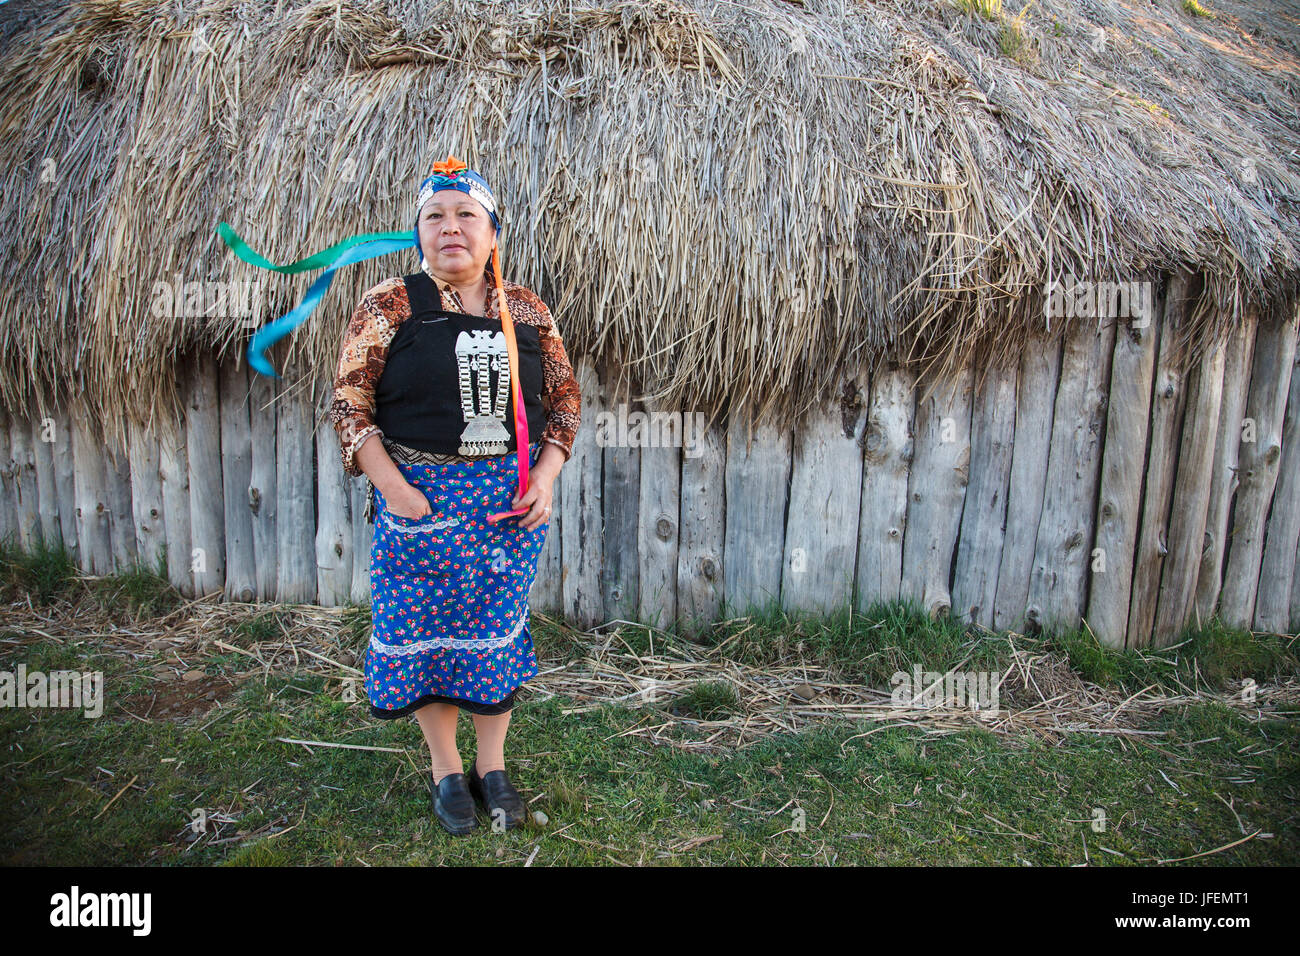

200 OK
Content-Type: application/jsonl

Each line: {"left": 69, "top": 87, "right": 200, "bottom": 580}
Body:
{"left": 511, "top": 444, "right": 566, "bottom": 531}
{"left": 511, "top": 469, "right": 556, "bottom": 531}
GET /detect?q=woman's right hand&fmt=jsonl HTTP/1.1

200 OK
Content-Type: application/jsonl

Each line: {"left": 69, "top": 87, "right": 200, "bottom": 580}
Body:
{"left": 383, "top": 481, "right": 433, "bottom": 520}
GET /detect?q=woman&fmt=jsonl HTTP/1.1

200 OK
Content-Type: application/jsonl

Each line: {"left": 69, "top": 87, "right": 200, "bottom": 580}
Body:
{"left": 330, "top": 156, "right": 581, "bottom": 835}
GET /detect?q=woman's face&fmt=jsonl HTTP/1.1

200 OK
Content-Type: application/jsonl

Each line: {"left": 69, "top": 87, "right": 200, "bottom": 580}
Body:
{"left": 418, "top": 188, "right": 495, "bottom": 283}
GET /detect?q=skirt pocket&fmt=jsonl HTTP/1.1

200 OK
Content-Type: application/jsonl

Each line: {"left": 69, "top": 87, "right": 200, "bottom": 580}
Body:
{"left": 372, "top": 493, "right": 465, "bottom": 579}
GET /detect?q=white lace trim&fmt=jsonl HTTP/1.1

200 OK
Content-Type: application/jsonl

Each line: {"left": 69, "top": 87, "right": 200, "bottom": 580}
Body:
{"left": 379, "top": 510, "right": 461, "bottom": 534}
{"left": 369, "top": 610, "right": 527, "bottom": 656}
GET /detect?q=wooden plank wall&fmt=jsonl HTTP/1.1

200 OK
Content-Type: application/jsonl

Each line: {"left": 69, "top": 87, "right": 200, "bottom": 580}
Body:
{"left": 1, "top": 283, "right": 1298, "bottom": 646}
{"left": 1220, "top": 308, "right": 1299, "bottom": 630}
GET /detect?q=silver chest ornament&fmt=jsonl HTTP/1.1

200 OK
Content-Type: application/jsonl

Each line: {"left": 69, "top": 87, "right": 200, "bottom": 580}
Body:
{"left": 455, "top": 328, "right": 511, "bottom": 455}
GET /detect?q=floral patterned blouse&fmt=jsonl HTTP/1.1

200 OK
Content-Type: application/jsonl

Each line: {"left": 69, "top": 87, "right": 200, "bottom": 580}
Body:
{"left": 330, "top": 267, "right": 581, "bottom": 478}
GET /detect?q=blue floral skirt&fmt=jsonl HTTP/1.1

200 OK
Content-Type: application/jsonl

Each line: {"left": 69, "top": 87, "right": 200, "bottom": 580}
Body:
{"left": 366, "top": 441, "right": 547, "bottom": 718}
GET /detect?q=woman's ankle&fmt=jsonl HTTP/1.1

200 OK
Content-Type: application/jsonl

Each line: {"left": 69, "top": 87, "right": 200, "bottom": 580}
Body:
{"left": 431, "top": 762, "right": 463, "bottom": 786}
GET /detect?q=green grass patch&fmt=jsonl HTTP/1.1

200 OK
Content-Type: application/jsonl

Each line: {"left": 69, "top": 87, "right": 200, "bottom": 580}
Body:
{"left": 2, "top": 678, "right": 1294, "bottom": 865}
{"left": 88, "top": 559, "right": 183, "bottom": 621}
{"left": 953, "top": 0, "right": 1003, "bottom": 19}
{"left": 672, "top": 681, "right": 741, "bottom": 720}
{"left": 0, "top": 549, "right": 1295, "bottom": 865}
{"left": 0, "top": 536, "right": 79, "bottom": 605}
{"left": 1050, "top": 619, "right": 1297, "bottom": 695}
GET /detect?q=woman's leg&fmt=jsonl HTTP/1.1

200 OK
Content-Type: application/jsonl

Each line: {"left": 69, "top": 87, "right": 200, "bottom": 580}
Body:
{"left": 470, "top": 709, "right": 512, "bottom": 775}
{"left": 414, "top": 702, "right": 462, "bottom": 784}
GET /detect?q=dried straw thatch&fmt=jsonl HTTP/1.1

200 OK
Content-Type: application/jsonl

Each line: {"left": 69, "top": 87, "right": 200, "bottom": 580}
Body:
{"left": 1, "top": 0, "right": 1297, "bottom": 442}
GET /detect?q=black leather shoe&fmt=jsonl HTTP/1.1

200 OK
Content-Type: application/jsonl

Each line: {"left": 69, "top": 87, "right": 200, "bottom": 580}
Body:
{"left": 467, "top": 760, "right": 527, "bottom": 830}
{"left": 429, "top": 771, "right": 478, "bottom": 836}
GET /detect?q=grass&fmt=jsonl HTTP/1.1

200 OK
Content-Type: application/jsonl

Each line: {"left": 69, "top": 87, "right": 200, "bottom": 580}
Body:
{"left": 951, "top": 0, "right": 1035, "bottom": 66}
{"left": 953, "top": 0, "right": 1003, "bottom": 20}
{"left": 699, "top": 597, "right": 1298, "bottom": 699}
{"left": 0, "top": 535, "right": 79, "bottom": 606}
{"left": 0, "top": 535, "right": 181, "bottom": 619}
{"left": 671, "top": 680, "right": 741, "bottom": 720}
{"left": 0, "top": 551, "right": 1296, "bottom": 866}
{"left": 2, "top": 671, "right": 1294, "bottom": 865}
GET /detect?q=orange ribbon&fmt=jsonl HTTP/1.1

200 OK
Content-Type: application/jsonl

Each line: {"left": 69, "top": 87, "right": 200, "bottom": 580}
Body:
{"left": 485, "top": 240, "right": 533, "bottom": 524}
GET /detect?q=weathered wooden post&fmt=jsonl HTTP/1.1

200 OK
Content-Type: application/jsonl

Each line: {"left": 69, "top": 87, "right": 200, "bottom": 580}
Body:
{"left": 636, "top": 396, "right": 681, "bottom": 629}
{"left": 902, "top": 364, "right": 973, "bottom": 620}
{"left": 856, "top": 364, "right": 914, "bottom": 610}
{"left": 678, "top": 412, "right": 725, "bottom": 635}
{"left": 348, "top": 476, "right": 373, "bottom": 607}
{"left": 30, "top": 408, "right": 61, "bottom": 547}
{"left": 105, "top": 427, "right": 137, "bottom": 571}
{"left": 1153, "top": 336, "right": 1227, "bottom": 645}
{"left": 219, "top": 353, "right": 257, "bottom": 602}
{"left": 275, "top": 370, "right": 316, "bottom": 604}
{"left": 1088, "top": 291, "right": 1159, "bottom": 648}
{"left": 315, "top": 386, "right": 352, "bottom": 606}
{"left": 0, "top": 409, "right": 16, "bottom": 546}
{"left": 249, "top": 368, "right": 279, "bottom": 602}
{"left": 1195, "top": 311, "right": 1257, "bottom": 625}
{"left": 1028, "top": 314, "right": 1115, "bottom": 636}
{"left": 993, "top": 333, "right": 1061, "bottom": 632}
{"left": 157, "top": 406, "right": 193, "bottom": 596}
{"left": 560, "top": 356, "right": 603, "bottom": 628}
{"left": 50, "top": 407, "right": 78, "bottom": 558}
{"left": 785, "top": 397, "right": 865, "bottom": 617}
{"left": 187, "top": 354, "right": 226, "bottom": 598}
{"left": 1220, "top": 306, "right": 1298, "bottom": 628}
{"left": 9, "top": 411, "right": 37, "bottom": 552}
{"left": 723, "top": 402, "right": 790, "bottom": 617}
{"left": 601, "top": 370, "right": 641, "bottom": 623}
{"left": 953, "top": 358, "right": 1017, "bottom": 629}
{"left": 127, "top": 415, "right": 166, "bottom": 574}
{"left": 1254, "top": 344, "right": 1300, "bottom": 633}
{"left": 71, "top": 411, "right": 112, "bottom": 575}
{"left": 1127, "top": 274, "right": 1194, "bottom": 646}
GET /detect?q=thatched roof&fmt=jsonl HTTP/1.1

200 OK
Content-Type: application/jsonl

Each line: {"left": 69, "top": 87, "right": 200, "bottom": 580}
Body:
{"left": 1, "top": 0, "right": 1298, "bottom": 440}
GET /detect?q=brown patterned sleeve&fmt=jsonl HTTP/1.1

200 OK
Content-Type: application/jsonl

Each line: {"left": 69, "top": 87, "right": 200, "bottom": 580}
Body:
{"left": 328, "top": 277, "right": 411, "bottom": 477}
{"left": 507, "top": 283, "right": 581, "bottom": 461}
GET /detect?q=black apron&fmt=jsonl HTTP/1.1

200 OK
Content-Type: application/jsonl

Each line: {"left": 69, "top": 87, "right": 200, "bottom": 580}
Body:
{"left": 374, "top": 269, "right": 546, "bottom": 456}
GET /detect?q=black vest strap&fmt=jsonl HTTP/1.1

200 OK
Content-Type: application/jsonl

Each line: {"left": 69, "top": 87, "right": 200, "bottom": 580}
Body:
{"left": 402, "top": 269, "right": 443, "bottom": 317}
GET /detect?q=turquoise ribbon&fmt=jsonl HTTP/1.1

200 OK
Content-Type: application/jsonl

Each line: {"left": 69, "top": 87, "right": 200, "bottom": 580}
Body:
{"left": 215, "top": 222, "right": 415, "bottom": 377}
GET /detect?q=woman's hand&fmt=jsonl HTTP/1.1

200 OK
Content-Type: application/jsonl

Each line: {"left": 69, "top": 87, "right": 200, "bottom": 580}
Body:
{"left": 384, "top": 481, "right": 433, "bottom": 520}
{"left": 512, "top": 448, "right": 564, "bottom": 531}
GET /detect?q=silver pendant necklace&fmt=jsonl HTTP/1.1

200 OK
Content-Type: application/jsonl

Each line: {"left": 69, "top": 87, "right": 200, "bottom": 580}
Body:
{"left": 425, "top": 263, "right": 507, "bottom": 455}
{"left": 455, "top": 329, "right": 511, "bottom": 456}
